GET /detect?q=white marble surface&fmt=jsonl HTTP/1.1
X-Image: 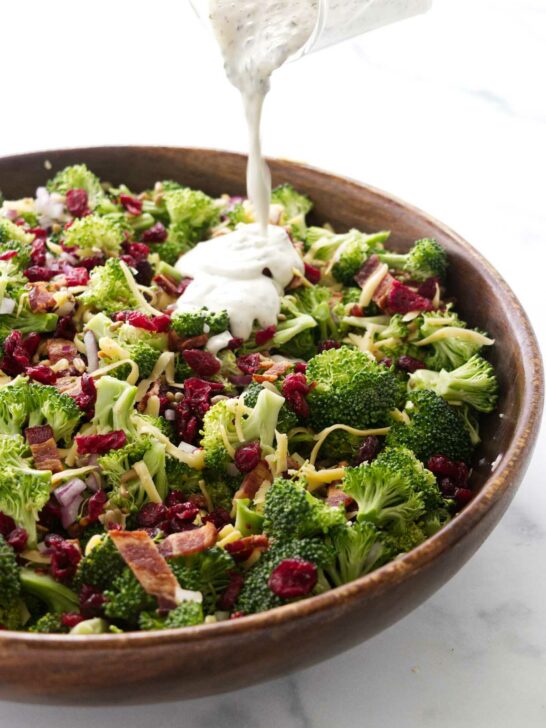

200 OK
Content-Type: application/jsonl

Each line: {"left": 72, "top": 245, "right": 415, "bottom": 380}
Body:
{"left": 0, "top": 0, "right": 545, "bottom": 725}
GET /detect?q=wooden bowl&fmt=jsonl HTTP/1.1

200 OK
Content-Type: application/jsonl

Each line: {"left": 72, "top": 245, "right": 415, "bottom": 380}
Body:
{"left": 0, "top": 147, "right": 542, "bottom": 705}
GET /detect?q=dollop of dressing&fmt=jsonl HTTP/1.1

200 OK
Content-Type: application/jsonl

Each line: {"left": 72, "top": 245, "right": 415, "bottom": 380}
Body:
{"left": 175, "top": 224, "right": 304, "bottom": 340}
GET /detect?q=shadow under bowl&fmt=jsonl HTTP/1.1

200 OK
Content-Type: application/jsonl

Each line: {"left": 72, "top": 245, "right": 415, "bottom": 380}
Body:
{"left": 0, "top": 146, "right": 542, "bottom": 705}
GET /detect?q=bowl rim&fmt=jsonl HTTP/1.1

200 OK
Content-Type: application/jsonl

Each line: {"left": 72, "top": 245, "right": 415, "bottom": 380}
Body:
{"left": 0, "top": 145, "right": 543, "bottom": 650}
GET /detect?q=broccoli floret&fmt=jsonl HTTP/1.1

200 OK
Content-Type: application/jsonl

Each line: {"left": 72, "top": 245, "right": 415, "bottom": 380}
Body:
{"left": 0, "top": 435, "right": 52, "bottom": 546}
{"left": 104, "top": 568, "right": 156, "bottom": 624}
{"left": 319, "top": 428, "right": 364, "bottom": 462}
{"left": 28, "top": 613, "right": 67, "bottom": 634}
{"left": 375, "top": 446, "right": 444, "bottom": 512}
{"left": 165, "top": 188, "right": 220, "bottom": 238}
{"left": 201, "top": 388, "right": 286, "bottom": 472}
{"left": 129, "top": 341, "right": 161, "bottom": 379}
{"left": 408, "top": 355, "right": 498, "bottom": 413}
{"left": 306, "top": 346, "right": 398, "bottom": 430}
{"left": 234, "top": 498, "right": 265, "bottom": 536}
{"left": 0, "top": 538, "right": 28, "bottom": 630}
{"left": 169, "top": 547, "right": 235, "bottom": 613}
{"left": 331, "top": 230, "right": 390, "bottom": 285}
{"left": 271, "top": 314, "right": 318, "bottom": 352}
{"left": 92, "top": 376, "right": 137, "bottom": 436}
{"left": 148, "top": 234, "right": 190, "bottom": 266}
{"left": 325, "top": 521, "right": 391, "bottom": 586}
{"left": 73, "top": 535, "right": 125, "bottom": 592}
{"left": 20, "top": 568, "right": 79, "bottom": 613}
{"left": 99, "top": 436, "right": 168, "bottom": 511}
{"left": 171, "top": 308, "right": 229, "bottom": 339}
{"left": 27, "top": 382, "right": 83, "bottom": 445}
{"left": 414, "top": 310, "right": 494, "bottom": 371}
{"left": 271, "top": 184, "right": 312, "bottom": 239}
{"left": 0, "top": 312, "right": 58, "bottom": 349}
{"left": 139, "top": 600, "right": 204, "bottom": 630}
{"left": 201, "top": 474, "right": 240, "bottom": 511}
{"left": 384, "top": 521, "right": 428, "bottom": 554}
{"left": 242, "top": 383, "right": 298, "bottom": 433}
{"left": 236, "top": 537, "right": 334, "bottom": 615}
{"left": 342, "top": 460, "right": 425, "bottom": 531}
{"left": 263, "top": 477, "right": 345, "bottom": 539}
{"left": 288, "top": 285, "right": 340, "bottom": 342}
{"left": 47, "top": 164, "right": 104, "bottom": 209}
{"left": 63, "top": 214, "right": 124, "bottom": 258}
{"left": 386, "top": 389, "right": 474, "bottom": 464}
{"left": 79, "top": 258, "right": 141, "bottom": 315}
{"left": 0, "top": 218, "right": 34, "bottom": 247}
{"left": 378, "top": 238, "right": 447, "bottom": 281}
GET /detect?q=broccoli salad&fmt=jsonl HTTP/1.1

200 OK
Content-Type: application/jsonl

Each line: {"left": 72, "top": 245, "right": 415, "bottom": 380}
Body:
{"left": 0, "top": 164, "right": 497, "bottom": 634}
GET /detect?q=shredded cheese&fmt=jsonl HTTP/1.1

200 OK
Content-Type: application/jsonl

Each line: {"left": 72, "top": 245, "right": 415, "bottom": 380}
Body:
{"left": 198, "top": 479, "right": 213, "bottom": 512}
{"left": 136, "top": 351, "right": 175, "bottom": 401}
{"left": 118, "top": 260, "right": 164, "bottom": 316}
{"left": 310, "top": 424, "right": 390, "bottom": 465}
{"left": 134, "top": 419, "right": 206, "bottom": 470}
{"left": 91, "top": 359, "right": 139, "bottom": 385}
{"left": 133, "top": 461, "right": 163, "bottom": 504}
{"left": 415, "top": 327, "right": 495, "bottom": 348}
{"left": 85, "top": 534, "right": 105, "bottom": 556}
{"left": 144, "top": 395, "right": 161, "bottom": 417}
{"left": 234, "top": 395, "right": 247, "bottom": 443}
{"left": 358, "top": 262, "right": 389, "bottom": 307}
{"left": 217, "top": 524, "right": 243, "bottom": 548}
{"left": 300, "top": 463, "right": 346, "bottom": 491}
{"left": 273, "top": 431, "right": 288, "bottom": 476}
{"left": 98, "top": 337, "right": 131, "bottom": 361}
{"left": 219, "top": 424, "right": 236, "bottom": 458}
{"left": 390, "top": 408, "right": 411, "bottom": 424}
{"left": 51, "top": 465, "right": 98, "bottom": 486}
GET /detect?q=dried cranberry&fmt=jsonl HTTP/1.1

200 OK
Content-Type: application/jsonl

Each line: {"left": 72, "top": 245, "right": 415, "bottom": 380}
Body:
{"left": 202, "top": 507, "right": 231, "bottom": 529}
{"left": 293, "top": 362, "right": 307, "bottom": 374}
{"left": 454, "top": 487, "right": 474, "bottom": 508}
{"left": 355, "top": 435, "right": 381, "bottom": 465}
{"left": 28, "top": 227, "right": 48, "bottom": 240}
{"left": 318, "top": 340, "right": 341, "bottom": 353}
{"left": 122, "top": 241, "right": 150, "bottom": 260}
{"left": 114, "top": 311, "right": 170, "bottom": 333}
{"left": 397, "top": 355, "right": 426, "bottom": 374}
{"left": 24, "top": 266, "right": 58, "bottom": 282}
{"left": 226, "top": 535, "right": 269, "bottom": 562}
{"left": 281, "top": 373, "right": 310, "bottom": 419}
{"left": 268, "top": 558, "right": 317, "bottom": 599}
{"left": 0, "top": 250, "right": 18, "bottom": 261}
{"left": 304, "top": 263, "right": 321, "bottom": 284}
{"left": 71, "top": 373, "right": 97, "bottom": 417}
{"left": 38, "top": 498, "right": 63, "bottom": 531}
{"left": 54, "top": 315, "right": 77, "bottom": 340}
{"left": 439, "top": 477, "right": 456, "bottom": 497}
{"left": 119, "top": 194, "right": 143, "bottom": 216}
{"left": 44, "top": 533, "right": 64, "bottom": 549}
{"left": 87, "top": 490, "right": 108, "bottom": 523}
{"left": 427, "top": 455, "right": 468, "bottom": 487}
{"left": 137, "top": 503, "right": 167, "bottom": 529}
{"left": 61, "top": 612, "right": 84, "bottom": 629}
{"left": 63, "top": 266, "right": 90, "bottom": 287}
{"left": 234, "top": 442, "right": 261, "bottom": 473}
{"left": 218, "top": 572, "right": 245, "bottom": 611}
{"left": 386, "top": 279, "right": 434, "bottom": 315}
{"left": 380, "top": 357, "right": 393, "bottom": 368}
{"left": 0, "top": 331, "right": 31, "bottom": 376}
{"left": 255, "top": 325, "right": 276, "bottom": 347}
{"left": 79, "top": 585, "right": 106, "bottom": 618}
{"left": 65, "top": 188, "right": 90, "bottom": 218}
{"left": 30, "top": 238, "right": 47, "bottom": 267}
{"left": 182, "top": 349, "right": 221, "bottom": 377}
{"left": 23, "top": 332, "right": 41, "bottom": 357}
{"left": 141, "top": 222, "right": 168, "bottom": 243}
{"left": 163, "top": 503, "right": 199, "bottom": 534}
{"left": 227, "top": 337, "right": 244, "bottom": 351}
{"left": 230, "top": 611, "right": 245, "bottom": 619}
{"left": 417, "top": 276, "right": 440, "bottom": 300}
{"left": 350, "top": 304, "right": 364, "bottom": 317}
{"left": 237, "top": 353, "right": 262, "bottom": 375}
{"left": 77, "top": 253, "right": 105, "bottom": 271}
{"left": 135, "top": 259, "right": 153, "bottom": 286}
{"left": 50, "top": 540, "right": 81, "bottom": 582}
{"left": 7, "top": 527, "right": 28, "bottom": 552}
{"left": 0, "top": 512, "right": 16, "bottom": 538}
{"left": 76, "top": 431, "right": 126, "bottom": 455}
{"left": 26, "top": 365, "right": 57, "bottom": 385}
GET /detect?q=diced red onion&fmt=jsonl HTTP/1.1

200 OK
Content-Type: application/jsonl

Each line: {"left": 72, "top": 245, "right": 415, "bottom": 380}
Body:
{"left": 60, "top": 494, "right": 84, "bottom": 529}
{"left": 164, "top": 409, "right": 176, "bottom": 421}
{"left": 0, "top": 298, "right": 16, "bottom": 314}
{"left": 84, "top": 330, "right": 99, "bottom": 373}
{"left": 177, "top": 441, "right": 199, "bottom": 454}
{"left": 85, "top": 471, "right": 102, "bottom": 493}
{"left": 54, "top": 478, "right": 87, "bottom": 507}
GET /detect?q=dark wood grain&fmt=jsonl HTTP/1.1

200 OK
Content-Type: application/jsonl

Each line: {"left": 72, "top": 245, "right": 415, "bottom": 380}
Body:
{"left": 0, "top": 147, "right": 542, "bottom": 705}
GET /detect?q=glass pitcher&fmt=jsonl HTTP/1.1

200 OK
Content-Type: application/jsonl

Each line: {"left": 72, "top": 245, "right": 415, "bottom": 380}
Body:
{"left": 189, "top": 0, "right": 433, "bottom": 60}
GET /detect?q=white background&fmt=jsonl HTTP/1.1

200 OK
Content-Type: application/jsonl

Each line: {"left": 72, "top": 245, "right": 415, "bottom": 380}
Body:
{"left": 1, "top": 0, "right": 545, "bottom": 726}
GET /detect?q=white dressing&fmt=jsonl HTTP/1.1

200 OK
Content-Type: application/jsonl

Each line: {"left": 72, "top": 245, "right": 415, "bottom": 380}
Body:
{"left": 175, "top": 224, "right": 303, "bottom": 340}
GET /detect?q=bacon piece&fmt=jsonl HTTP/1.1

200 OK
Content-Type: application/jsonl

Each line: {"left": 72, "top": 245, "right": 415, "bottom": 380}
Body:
{"left": 168, "top": 331, "right": 209, "bottom": 352}
{"left": 158, "top": 522, "right": 217, "bottom": 558}
{"left": 354, "top": 254, "right": 382, "bottom": 288}
{"left": 53, "top": 375, "right": 81, "bottom": 395}
{"left": 326, "top": 486, "right": 354, "bottom": 510}
{"left": 253, "top": 360, "right": 292, "bottom": 384}
{"left": 110, "top": 530, "right": 182, "bottom": 610}
{"left": 25, "top": 425, "right": 63, "bottom": 473}
{"left": 356, "top": 254, "right": 433, "bottom": 315}
{"left": 46, "top": 338, "right": 78, "bottom": 364}
{"left": 234, "top": 460, "right": 272, "bottom": 501}
{"left": 28, "top": 283, "right": 56, "bottom": 313}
